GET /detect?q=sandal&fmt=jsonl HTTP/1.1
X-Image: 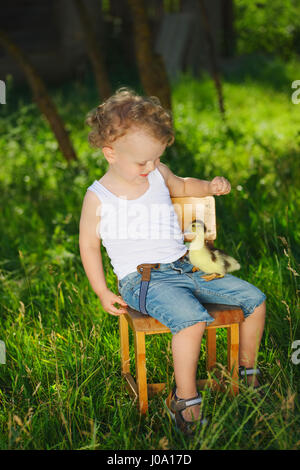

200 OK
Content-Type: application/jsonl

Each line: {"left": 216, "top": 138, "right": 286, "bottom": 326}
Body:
{"left": 165, "top": 386, "right": 207, "bottom": 436}
{"left": 239, "top": 366, "right": 262, "bottom": 392}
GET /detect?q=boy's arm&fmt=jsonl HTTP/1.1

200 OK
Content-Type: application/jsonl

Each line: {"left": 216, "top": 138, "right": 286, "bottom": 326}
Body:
{"left": 158, "top": 162, "right": 231, "bottom": 197}
{"left": 79, "top": 191, "right": 128, "bottom": 316}
{"left": 79, "top": 191, "right": 107, "bottom": 297}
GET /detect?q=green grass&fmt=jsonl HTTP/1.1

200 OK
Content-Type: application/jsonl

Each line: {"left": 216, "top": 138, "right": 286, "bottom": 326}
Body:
{"left": 0, "top": 55, "right": 299, "bottom": 450}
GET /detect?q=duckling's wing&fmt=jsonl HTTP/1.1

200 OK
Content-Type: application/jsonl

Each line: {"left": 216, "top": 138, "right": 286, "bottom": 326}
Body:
{"left": 207, "top": 246, "right": 228, "bottom": 263}
{"left": 207, "top": 245, "right": 229, "bottom": 257}
{"left": 208, "top": 246, "right": 240, "bottom": 272}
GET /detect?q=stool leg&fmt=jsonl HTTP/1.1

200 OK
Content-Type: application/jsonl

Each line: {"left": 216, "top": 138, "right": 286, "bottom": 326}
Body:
{"left": 119, "top": 314, "right": 130, "bottom": 375}
{"left": 206, "top": 328, "right": 216, "bottom": 371}
{"left": 227, "top": 324, "right": 239, "bottom": 395}
{"left": 134, "top": 331, "right": 148, "bottom": 414}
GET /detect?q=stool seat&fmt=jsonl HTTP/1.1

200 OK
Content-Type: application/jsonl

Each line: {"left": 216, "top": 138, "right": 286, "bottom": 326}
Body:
{"left": 125, "top": 304, "right": 244, "bottom": 333}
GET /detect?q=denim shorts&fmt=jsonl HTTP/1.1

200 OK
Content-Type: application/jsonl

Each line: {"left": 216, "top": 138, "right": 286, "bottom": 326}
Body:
{"left": 118, "top": 254, "right": 266, "bottom": 335}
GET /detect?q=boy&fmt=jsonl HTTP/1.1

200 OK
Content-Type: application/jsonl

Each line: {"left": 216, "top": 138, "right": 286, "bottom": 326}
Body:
{"left": 79, "top": 88, "right": 266, "bottom": 435}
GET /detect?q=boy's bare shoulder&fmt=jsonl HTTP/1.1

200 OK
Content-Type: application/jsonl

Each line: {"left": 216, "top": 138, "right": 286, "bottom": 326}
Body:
{"left": 80, "top": 190, "right": 102, "bottom": 222}
{"left": 157, "top": 162, "right": 171, "bottom": 183}
{"left": 79, "top": 191, "right": 102, "bottom": 246}
{"left": 157, "top": 162, "right": 186, "bottom": 197}
{"left": 83, "top": 189, "right": 102, "bottom": 208}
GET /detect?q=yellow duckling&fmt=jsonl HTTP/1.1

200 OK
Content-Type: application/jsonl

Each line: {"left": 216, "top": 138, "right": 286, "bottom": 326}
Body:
{"left": 184, "top": 219, "right": 241, "bottom": 281}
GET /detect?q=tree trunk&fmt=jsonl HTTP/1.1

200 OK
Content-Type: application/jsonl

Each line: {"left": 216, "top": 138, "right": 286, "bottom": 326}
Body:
{"left": 0, "top": 30, "right": 77, "bottom": 161}
{"left": 74, "top": 0, "right": 112, "bottom": 100}
{"left": 127, "top": 0, "right": 172, "bottom": 111}
{"left": 198, "top": 0, "right": 226, "bottom": 118}
{"left": 222, "top": 0, "right": 236, "bottom": 57}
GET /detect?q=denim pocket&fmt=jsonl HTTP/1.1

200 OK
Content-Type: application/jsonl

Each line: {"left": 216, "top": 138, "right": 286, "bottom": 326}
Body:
{"left": 119, "top": 273, "right": 140, "bottom": 295}
{"left": 171, "top": 259, "right": 195, "bottom": 274}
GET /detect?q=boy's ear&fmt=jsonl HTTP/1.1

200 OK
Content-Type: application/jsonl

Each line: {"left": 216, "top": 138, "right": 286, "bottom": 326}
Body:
{"left": 102, "top": 146, "right": 115, "bottom": 163}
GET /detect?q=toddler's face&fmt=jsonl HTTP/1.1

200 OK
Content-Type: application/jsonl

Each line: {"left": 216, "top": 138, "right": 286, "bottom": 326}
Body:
{"left": 103, "top": 127, "right": 166, "bottom": 185}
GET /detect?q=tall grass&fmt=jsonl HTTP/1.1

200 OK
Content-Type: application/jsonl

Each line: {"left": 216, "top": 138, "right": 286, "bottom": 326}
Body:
{"left": 0, "top": 56, "right": 299, "bottom": 449}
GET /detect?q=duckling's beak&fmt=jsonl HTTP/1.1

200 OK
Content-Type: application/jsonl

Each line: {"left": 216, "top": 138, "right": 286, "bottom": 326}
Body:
{"left": 183, "top": 222, "right": 197, "bottom": 242}
{"left": 184, "top": 220, "right": 205, "bottom": 241}
{"left": 184, "top": 232, "right": 197, "bottom": 242}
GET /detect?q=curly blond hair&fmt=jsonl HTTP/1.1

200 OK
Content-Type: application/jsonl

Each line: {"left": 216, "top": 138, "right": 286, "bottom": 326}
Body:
{"left": 86, "top": 87, "right": 174, "bottom": 148}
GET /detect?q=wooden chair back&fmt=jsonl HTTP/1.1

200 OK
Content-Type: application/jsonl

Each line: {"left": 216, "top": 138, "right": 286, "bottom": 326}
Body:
{"left": 171, "top": 196, "right": 216, "bottom": 242}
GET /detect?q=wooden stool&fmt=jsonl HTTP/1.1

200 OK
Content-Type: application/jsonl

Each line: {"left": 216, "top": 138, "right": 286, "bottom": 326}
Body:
{"left": 118, "top": 196, "right": 244, "bottom": 414}
{"left": 119, "top": 304, "right": 244, "bottom": 414}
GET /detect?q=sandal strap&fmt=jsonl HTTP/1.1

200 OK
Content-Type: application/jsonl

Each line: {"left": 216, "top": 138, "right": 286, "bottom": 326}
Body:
{"left": 239, "top": 366, "right": 261, "bottom": 377}
{"left": 172, "top": 393, "right": 202, "bottom": 412}
{"left": 168, "top": 388, "right": 207, "bottom": 435}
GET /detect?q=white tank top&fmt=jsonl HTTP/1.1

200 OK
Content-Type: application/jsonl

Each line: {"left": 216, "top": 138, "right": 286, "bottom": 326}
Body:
{"left": 87, "top": 168, "right": 187, "bottom": 280}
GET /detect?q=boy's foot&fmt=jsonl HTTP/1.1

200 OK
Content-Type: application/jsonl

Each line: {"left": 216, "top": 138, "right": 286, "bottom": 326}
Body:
{"left": 165, "top": 387, "right": 207, "bottom": 436}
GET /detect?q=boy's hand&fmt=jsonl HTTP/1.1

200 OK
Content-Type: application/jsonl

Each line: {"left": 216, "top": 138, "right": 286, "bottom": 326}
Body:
{"left": 98, "top": 288, "right": 128, "bottom": 316}
{"left": 209, "top": 176, "right": 231, "bottom": 196}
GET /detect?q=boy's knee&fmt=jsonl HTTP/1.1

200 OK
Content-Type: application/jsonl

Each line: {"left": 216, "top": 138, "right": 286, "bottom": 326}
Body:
{"left": 254, "top": 299, "right": 266, "bottom": 316}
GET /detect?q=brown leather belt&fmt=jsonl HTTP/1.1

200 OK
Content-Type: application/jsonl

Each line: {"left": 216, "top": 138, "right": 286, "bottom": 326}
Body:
{"left": 137, "top": 250, "right": 188, "bottom": 279}
{"left": 137, "top": 263, "right": 160, "bottom": 280}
